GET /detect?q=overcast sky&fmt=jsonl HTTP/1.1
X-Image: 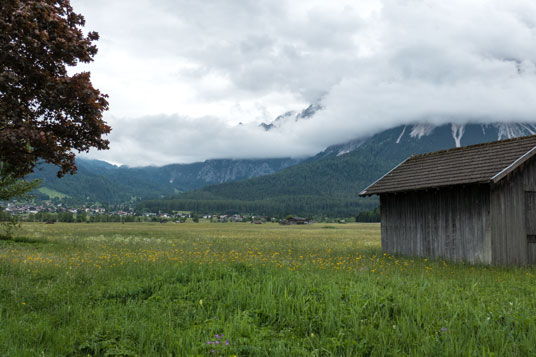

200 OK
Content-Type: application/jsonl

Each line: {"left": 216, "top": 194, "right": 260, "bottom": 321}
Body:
{"left": 72, "top": 0, "right": 536, "bottom": 166}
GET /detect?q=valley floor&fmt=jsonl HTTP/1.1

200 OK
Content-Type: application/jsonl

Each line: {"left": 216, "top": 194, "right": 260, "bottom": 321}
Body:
{"left": 1, "top": 222, "right": 535, "bottom": 355}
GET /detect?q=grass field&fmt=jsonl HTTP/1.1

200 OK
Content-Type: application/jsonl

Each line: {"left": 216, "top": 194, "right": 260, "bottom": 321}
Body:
{"left": 1, "top": 222, "right": 536, "bottom": 356}
{"left": 37, "top": 187, "right": 70, "bottom": 199}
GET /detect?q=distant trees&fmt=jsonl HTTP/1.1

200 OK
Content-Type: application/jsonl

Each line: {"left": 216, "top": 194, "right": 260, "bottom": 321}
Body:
{"left": 58, "top": 212, "right": 74, "bottom": 223}
{"left": 356, "top": 207, "right": 380, "bottom": 222}
{"left": 76, "top": 210, "right": 87, "bottom": 223}
{"left": 138, "top": 196, "right": 378, "bottom": 218}
{"left": 17, "top": 212, "right": 142, "bottom": 223}
{"left": 0, "top": 0, "right": 110, "bottom": 200}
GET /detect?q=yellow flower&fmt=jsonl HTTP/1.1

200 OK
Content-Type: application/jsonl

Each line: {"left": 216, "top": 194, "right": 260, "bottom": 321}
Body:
{"left": 199, "top": 299, "right": 203, "bottom": 306}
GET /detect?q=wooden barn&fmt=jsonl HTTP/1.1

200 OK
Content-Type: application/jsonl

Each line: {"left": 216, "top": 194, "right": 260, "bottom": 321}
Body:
{"left": 360, "top": 135, "right": 536, "bottom": 265}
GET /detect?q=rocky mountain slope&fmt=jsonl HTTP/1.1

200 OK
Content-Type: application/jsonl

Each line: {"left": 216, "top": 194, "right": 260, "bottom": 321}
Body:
{"left": 260, "top": 104, "right": 322, "bottom": 130}
{"left": 143, "top": 122, "right": 536, "bottom": 216}
{"left": 29, "top": 157, "right": 301, "bottom": 203}
{"left": 315, "top": 122, "right": 536, "bottom": 160}
{"left": 27, "top": 120, "right": 536, "bottom": 212}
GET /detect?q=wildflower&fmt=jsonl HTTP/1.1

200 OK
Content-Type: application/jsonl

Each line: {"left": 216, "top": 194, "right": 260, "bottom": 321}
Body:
{"left": 440, "top": 327, "right": 448, "bottom": 332}
{"left": 225, "top": 340, "right": 229, "bottom": 345}
{"left": 199, "top": 299, "right": 203, "bottom": 306}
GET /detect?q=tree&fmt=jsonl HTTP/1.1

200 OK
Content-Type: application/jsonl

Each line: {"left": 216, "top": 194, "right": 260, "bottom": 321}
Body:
{"left": 0, "top": 168, "right": 40, "bottom": 237}
{"left": 0, "top": 169, "right": 39, "bottom": 201}
{"left": 0, "top": 0, "right": 110, "bottom": 188}
{"left": 59, "top": 211, "right": 74, "bottom": 223}
{"left": 76, "top": 209, "right": 87, "bottom": 223}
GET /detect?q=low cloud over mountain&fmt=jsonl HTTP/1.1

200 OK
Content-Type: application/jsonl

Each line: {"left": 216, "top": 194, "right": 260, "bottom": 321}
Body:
{"left": 76, "top": 0, "right": 536, "bottom": 166}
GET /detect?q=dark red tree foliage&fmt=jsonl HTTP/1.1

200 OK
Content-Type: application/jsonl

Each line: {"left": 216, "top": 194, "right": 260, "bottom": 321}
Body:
{"left": 0, "top": 0, "right": 110, "bottom": 179}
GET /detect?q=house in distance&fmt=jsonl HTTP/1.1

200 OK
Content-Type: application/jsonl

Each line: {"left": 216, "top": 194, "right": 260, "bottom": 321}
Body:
{"left": 360, "top": 135, "right": 536, "bottom": 265}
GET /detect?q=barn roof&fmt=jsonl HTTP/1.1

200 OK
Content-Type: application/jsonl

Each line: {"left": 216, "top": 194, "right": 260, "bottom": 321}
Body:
{"left": 360, "top": 135, "right": 536, "bottom": 196}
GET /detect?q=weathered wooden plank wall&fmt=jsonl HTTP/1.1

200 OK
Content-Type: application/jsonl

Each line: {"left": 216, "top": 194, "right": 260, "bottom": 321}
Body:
{"left": 379, "top": 156, "right": 536, "bottom": 265}
{"left": 380, "top": 185, "right": 491, "bottom": 264}
{"left": 525, "top": 191, "right": 536, "bottom": 265}
{"left": 490, "top": 159, "right": 536, "bottom": 265}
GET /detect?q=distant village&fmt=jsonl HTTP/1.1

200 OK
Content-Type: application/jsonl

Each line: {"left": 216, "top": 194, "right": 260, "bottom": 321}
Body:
{"left": 0, "top": 201, "right": 324, "bottom": 224}
{"left": 4, "top": 201, "right": 107, "bottom": 216}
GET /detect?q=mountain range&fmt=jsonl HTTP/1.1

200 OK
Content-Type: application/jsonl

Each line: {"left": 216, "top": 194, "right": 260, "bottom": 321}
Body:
{"left": 28, "top": 121, "right": 536, "bottom": 215}
{"left": 259, "top": 104, "right": 322, "bottom": 131}
{"left": 28, "top": 157, "right": 301, "bottom": 204}
{"left": 140, "top": 122, "right": 536, "bottom": 216}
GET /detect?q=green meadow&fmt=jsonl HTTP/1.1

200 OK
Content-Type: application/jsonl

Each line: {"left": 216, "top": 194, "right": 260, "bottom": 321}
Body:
{"left": 1, "top": 222, "right": 536, "bottom": 356}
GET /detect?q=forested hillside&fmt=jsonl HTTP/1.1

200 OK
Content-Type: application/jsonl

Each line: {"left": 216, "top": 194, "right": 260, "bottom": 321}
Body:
{"left": 27, "top": 122, "right": 536, "bottom": 214}
{"left": 28, "top": 158, "right": 301, "bottom": 204}
{"left": 140, "top": 123, "right": 536, "bottom": 216}
{"left": 139, "top": 125, "right": 450, "bottom": 216}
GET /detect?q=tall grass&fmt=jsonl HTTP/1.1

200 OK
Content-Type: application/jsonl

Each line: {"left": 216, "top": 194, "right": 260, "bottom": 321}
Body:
{"left": 0, "top": 222, "right": 535, "bottom": 356}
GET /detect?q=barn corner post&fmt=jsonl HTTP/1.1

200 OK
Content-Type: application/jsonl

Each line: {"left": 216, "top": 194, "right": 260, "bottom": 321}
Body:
{"left": 483, "top": 187, "right": 492, "bottom": 265}
{"left": 489, "top": 155, "right": 536, "bottom": 265}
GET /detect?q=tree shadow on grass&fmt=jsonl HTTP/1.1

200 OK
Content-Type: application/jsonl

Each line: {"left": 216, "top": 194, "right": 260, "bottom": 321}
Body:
{"left": 0, "top": 234, "right": 48, "bottom": 245}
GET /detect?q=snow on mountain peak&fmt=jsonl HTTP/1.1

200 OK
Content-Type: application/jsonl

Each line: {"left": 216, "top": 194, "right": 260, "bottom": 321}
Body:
{"left": 396, "top": 122, "right": 536, "bottom": 147}
{"left": 259, "top": 104, "right": 322, "bottom": 131}
{"left": 494, "top": 123, "right": 536, "bottom": 140}
{"left": 410, "top": 124, "right": 435, "bottom": 139}
{"left": 451, "top": 124, "right": 465, "bottom": 147}
{"left": 396, "top": 126, "right": 407, "bottom": 144}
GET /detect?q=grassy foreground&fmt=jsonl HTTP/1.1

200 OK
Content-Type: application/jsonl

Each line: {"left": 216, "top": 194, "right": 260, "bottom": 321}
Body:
{"left": 1, "top": 222, "right": 536, "bottom": 356}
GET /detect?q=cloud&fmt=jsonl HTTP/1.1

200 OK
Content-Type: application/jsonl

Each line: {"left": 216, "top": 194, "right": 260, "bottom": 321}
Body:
{"left": 73, "top": 0, "right": 536, "bottom": 166}
{"left": 83, "top": 114, "right": 320, "bottom": 166}
{"left": 312, "top": 0, "right": 536, "bottom": 140}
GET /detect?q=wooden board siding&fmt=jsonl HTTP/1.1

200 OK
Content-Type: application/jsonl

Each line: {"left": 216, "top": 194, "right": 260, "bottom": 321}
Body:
{"left": 490, "top": 159, "right": 536, "bottom": 265}
{"left": 380, "top": 186, "right": 491, "bottom": 264}
{"left": 526, "top": 192, "right": 536, "bottom": 265}
{"left": 526, "top": 191, "right": 536, "bottom": 235}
